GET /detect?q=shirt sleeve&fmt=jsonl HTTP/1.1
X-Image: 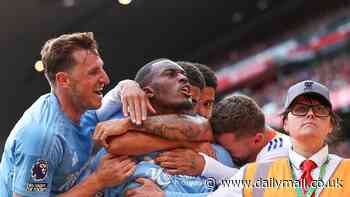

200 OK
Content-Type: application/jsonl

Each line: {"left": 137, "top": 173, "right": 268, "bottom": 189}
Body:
{"left": 166, "top": 166, "right": 245, "bottom": 197}
{"left": 165, "top": 191, "right": 209, "bottom": 197}
{"left": 80, "top": 85, "right": 125, "bottom": 137}
{"left": 200, "top": 153, "right": 239, "bottom": 183}
{"left": 207, "top": 166, "right": 246, "bottom": 197}
{"left": 96, "top": 85, "right": 123, "bottom": 121}
{"left": 12, "top": 126, "right": 63, "bottom": 197}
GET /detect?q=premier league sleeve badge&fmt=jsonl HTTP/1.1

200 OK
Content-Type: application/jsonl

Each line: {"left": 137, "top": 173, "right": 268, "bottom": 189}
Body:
{"left": 31, "top": 159, "right": 49, "bottom": 181}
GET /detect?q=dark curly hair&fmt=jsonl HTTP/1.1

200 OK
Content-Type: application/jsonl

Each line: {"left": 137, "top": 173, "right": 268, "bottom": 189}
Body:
{"left": 194, "top": 63, "right": 217, "bottom": 89}
{"left": 177, "top": 61, "right": 205, "bottom": 90}
{"left": 210, "top": 94, "right": 265, "bottom": 137}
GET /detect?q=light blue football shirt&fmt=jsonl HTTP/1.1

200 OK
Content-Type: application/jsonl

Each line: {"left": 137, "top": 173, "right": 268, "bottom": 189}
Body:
{"left": 0, "top": 93, "right": 97, "bottom": 197}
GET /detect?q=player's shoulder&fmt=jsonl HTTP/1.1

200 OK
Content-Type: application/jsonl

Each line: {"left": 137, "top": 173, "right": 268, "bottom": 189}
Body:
{"left": 23, "top": 93, "right": 63, "bottom": 126}
{"left": 10, "top": 93, "right": 65, "bottom": 155}
{"left": 266, "top": 132, "right": 291, "bottom": 152}
{"left": 257, "top": 132, "right": 290, "bottom": 162}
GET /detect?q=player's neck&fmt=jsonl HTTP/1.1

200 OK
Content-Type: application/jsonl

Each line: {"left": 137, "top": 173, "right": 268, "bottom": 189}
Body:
{"left": 152, "top": 103, "right": 191, "bottom": 115}
{"left": 54, "top": 89, "right": 84, "bottom": 124}
{"left": 266, "top": 129, "right": 277, "bottom": 142}
{"left": 155, "top": 108, "right": 190, "bottom": 115}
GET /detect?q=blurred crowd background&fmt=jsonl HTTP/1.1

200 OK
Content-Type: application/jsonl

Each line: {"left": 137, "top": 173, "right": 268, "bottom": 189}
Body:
{"left": 212, "top": 5, "right": 350, "bottom": 157}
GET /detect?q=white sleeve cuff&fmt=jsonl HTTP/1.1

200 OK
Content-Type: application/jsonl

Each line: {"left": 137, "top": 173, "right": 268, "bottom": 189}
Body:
{"left": 199, "top": 152, "right": 239, "bottom": 183}
{"left": 96, "top": 85, "right": 122, "bottom": 121}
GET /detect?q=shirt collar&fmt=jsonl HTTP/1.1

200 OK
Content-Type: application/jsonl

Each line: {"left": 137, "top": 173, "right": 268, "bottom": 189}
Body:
{"left": 289, "top": 145, "right": 328, "bottom": 169}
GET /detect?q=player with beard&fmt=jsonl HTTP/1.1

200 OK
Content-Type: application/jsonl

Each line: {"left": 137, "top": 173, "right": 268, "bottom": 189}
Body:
{"left": 202, "top": 95, "right": 290, "bottom": 181}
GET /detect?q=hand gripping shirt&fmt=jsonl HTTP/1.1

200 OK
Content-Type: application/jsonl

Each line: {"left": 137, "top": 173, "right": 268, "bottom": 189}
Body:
{"left": 0, "top": 93, "right": 97, "bottom": 197}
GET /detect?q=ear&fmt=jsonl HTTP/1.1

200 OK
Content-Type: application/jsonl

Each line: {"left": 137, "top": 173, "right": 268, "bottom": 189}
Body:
{"left": 55, "top": 72, "right": 70, "bottom": 88}
{"left": 253, "top": 133, "right": 264, "bottom": 145}
{"left": 143, "top": 86, "right": 154, "bottom": 98}
{"left": 328, "top": 118, "right": 334, "bottom": 135}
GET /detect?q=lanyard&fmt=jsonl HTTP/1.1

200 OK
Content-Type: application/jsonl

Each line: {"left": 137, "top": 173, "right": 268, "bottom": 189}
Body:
{"left": 290, "top": 158, "right": 328, "bottom": 197}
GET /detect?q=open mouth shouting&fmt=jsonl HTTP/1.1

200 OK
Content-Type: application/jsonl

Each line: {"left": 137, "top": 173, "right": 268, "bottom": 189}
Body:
{"left": 94, "top": 85, "right": 104, "bottom": 97}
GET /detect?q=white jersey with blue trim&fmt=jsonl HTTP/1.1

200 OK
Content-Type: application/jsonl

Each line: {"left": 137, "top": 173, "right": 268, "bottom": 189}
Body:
{"left": 256, "top": 131, "right": 291, "bottom": 162}
{"left": 0, "top": 93, "right": 98, "bottom": 197}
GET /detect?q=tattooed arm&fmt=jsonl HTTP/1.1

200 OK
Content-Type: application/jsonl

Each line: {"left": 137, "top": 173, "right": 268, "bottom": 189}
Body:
{"left": 106, "top": 132, "right": 191, "bottom": 155}
{"left": 134, "top": 114, "right": 213, "bottom": 141}
{"left": 93, "top": 114, "right": 213, "bottom": 147}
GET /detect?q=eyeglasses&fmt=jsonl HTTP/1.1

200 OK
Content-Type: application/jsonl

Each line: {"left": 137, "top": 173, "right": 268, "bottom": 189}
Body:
{"left": 290, "top": 103, "right": 330, "bottom": 117}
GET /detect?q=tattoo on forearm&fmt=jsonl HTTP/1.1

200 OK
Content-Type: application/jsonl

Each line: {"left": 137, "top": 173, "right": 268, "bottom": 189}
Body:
{"left": 138, "top": 124, "right": 200, "bottom": 140}
{"left": 132, "top": 115, "right": 209, "bottom": 141}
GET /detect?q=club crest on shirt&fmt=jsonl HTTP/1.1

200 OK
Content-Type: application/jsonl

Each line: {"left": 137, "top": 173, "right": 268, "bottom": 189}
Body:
{"left": 31, "top": 160, "right": 48, "bottom": 181}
